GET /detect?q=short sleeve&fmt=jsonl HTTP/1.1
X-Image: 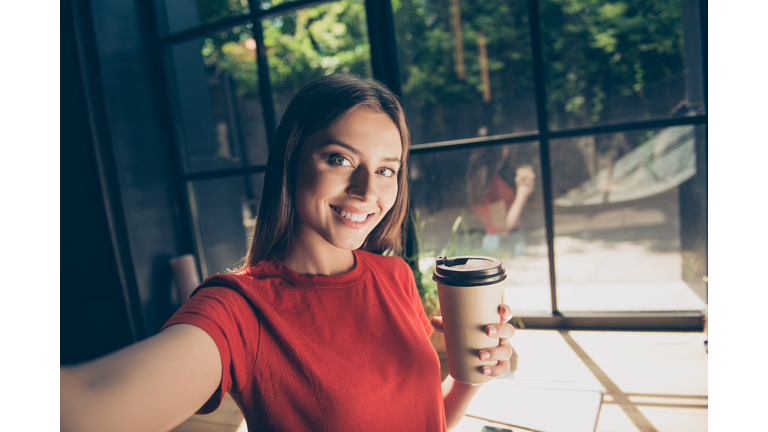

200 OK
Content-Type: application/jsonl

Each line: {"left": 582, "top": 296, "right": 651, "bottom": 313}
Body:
{"left": 161, "top": 286, "right": 260, "bottom": 414}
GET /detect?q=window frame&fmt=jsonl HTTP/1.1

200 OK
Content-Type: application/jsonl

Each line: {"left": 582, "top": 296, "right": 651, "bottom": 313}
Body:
{"left": 154, "top": 0, "right": 708, "bottom": 330}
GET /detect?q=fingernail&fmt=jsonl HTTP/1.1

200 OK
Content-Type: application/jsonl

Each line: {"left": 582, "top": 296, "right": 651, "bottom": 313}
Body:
{"left": 480, "top": 351, "right": 490, "bottom": 360}
{"left": 488, "top": 326, "right": 498, "bottom": 336}
{"left": 483, "top": 367, "right": 492, "bottom": 375}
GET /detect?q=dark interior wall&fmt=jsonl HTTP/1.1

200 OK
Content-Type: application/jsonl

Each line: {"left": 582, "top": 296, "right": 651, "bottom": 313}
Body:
{"left": 61, "top": 0, "right": 190, "bottom": 364}
{"left": 61, "top": 0, "right": 134, "bottom": 364}
{"left": 86, "top": 0, "right": 188, "bottom": 335}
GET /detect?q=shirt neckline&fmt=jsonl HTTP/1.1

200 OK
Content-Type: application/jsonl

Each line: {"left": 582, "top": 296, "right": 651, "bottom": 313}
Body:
{"left": 249, "top": 250, "right": 369, "bottom": 289}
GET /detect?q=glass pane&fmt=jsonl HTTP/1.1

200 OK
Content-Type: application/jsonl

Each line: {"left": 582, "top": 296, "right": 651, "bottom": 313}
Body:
{"left": 394, "top": 0, "right": 537, "bottom": 145}
{"left": 540, "top": 0, "right": 705, "bottom": 130}
{"left": 170, "top": 26, "right": 269, "bottom": 173}
{"left": 163, "top": 0, "right": 251, "bottom": 35}
{"left": 191, "top": 173, "right": 265, "bottom": 276}
{"left": 550, "top": 125, "right": 707, "bottom": 312}
{"left": 410, "top": 142, "right": 551, "bottom": 315}
{"left": 263, "top": 0, "right": 373, "bottom": 123}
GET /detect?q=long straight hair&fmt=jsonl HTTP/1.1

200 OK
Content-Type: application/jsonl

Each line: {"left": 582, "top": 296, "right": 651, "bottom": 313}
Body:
{"left": 239, "top": 74, "right": 411, "bottom": 269}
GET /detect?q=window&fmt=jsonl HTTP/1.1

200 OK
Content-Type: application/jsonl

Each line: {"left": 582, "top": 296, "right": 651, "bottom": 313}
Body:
{"left": 157, "top": 0, "right": 375, "bottom": 276}
{"left": 156, "top": 0, "right": 706, "bottom": 325}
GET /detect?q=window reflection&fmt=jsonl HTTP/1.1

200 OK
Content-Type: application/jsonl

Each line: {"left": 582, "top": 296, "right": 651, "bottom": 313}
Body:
{"left": 164, "top": 0, "right": 251, "bottom": 35}
{"left": 170, "top": 27, "right": 269, "bottom": 173}
{"left": 410, "top": 143, "right": 551, "bottom": 314}
{"left": 550, "top": 126, "right": 707, "bottom": 312}
{"left": 191, "top": 174, "right": 265, "bottom": 276}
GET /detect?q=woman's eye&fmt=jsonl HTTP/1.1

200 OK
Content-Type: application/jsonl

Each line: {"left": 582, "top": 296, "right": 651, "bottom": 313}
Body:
{"left": 377, "top": 167, "right": 396, "bottom": 178}
{"left": 329, "top": 155, "right": 351, "bottom": 167}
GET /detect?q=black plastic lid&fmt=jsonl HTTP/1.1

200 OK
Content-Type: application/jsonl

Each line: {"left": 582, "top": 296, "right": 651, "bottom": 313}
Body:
{"left": 432, "top": 255, "right": 506, "bottom": 287}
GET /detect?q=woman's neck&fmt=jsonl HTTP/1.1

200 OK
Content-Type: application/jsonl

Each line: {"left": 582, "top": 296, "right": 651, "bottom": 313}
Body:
{"left": 276, "top": 239, "right": 356, "bottom": 276}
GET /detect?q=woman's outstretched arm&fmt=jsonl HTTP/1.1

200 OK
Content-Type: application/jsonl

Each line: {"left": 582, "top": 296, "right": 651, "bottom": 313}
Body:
{"left": 441, "top": 375, "right": 483, "bottom": 430}
{"left": 503, "top": 168, "right": 535, "bottom": 234}
{"left": 61, "top": 324, "right": 222, "bottom": 432}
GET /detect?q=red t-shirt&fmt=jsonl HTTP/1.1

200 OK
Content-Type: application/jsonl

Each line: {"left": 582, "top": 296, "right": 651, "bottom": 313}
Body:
{"left": 162, "top": 250, "right": 446, "bottom": 432}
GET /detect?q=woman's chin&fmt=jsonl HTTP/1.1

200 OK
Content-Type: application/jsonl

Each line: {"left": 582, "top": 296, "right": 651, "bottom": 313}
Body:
{"left": 325, "top": 235, "right": 367, "bottom": 252}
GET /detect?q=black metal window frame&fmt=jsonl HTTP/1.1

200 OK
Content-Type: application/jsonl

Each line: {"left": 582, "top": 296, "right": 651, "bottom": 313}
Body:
{"left": 156, "top": 0, "right": 708, "bottom": 330}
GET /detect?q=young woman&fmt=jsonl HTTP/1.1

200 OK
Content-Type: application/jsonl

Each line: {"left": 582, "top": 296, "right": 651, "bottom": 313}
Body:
{"left": 466, "top": 145, "right": 536, "bottom": 252}
{"left": 61, "top": 74, "right": 516, "bottom": 432}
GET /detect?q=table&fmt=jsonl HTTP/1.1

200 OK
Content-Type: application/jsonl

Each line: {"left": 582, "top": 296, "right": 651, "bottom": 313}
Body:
{"left": 455, "top": 379, "right": 603, "bottom": 432}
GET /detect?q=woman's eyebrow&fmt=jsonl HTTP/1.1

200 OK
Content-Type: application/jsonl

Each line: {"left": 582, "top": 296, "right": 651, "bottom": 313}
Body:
{"left": 320, "top": 140, "right": 360, "bottom": 155}
{"left": 381, "top": 156, "right": 402, "bottom": 164}
{"left": 320, "top": 140, "right": 401, "bottom": 164}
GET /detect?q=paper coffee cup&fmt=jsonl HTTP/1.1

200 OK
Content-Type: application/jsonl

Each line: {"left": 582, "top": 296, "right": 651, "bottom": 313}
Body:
{"left": 433, "top": 255, "right": 506, "bottom": 384}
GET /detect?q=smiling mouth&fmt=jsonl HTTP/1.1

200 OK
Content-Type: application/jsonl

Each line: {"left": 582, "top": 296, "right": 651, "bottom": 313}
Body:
{"left": 330, "top": 205, "right": 374, "bottom": 222}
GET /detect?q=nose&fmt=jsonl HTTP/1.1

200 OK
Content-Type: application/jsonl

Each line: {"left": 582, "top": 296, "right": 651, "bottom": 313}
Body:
{"left": 348, "top": 167, "right": 376, "bottom": 203}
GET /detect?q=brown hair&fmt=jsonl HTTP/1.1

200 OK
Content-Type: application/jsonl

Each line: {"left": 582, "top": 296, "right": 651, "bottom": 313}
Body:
{"left": 239, "top": 74, "right": 410, "bottom": 269}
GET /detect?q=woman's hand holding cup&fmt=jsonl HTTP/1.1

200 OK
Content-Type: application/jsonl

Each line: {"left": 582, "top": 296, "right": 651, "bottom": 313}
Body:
{"left": 430, "top": 303, "right": 516, "bottom": 380}
{"left": 479, "top": 304, "right": 515, "bottom": 377}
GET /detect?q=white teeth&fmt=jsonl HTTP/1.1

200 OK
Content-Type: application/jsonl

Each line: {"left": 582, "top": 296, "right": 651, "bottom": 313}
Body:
{"left": 332, "top": 206, "right": 370, "bottom": 222}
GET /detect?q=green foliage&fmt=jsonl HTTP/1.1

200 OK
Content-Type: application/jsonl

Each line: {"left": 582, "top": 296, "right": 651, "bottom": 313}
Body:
{"left": 263, "top": 0, "right": 371, "bottom": 93}
{"left": 197, "top": 0, "right": 370, "bottom": 98}
{"left": 195, "top": 0, "right": 250, "bottom": 26}
{"left": 195, "top": 0, "right": 685, "bottom": 130}
{"left": 408, "top": 211, "right": 525, "bottom": 328}
{"left": 541, "top": 0, "right": 684, "bottom": 126}
{"left": 395, "top": 0, "right": 533, "bottom": 136}
{"left": 408, "top": 210, "right": 493, "bottom": 318}
{"left": 200, "top": 25, "right": 260, "bottom": 97}
{"left": 406, "top": 210, "right": 441, "bottom": 319}
{"left": 407, "top": 211, "right": 481, "bottom": 318}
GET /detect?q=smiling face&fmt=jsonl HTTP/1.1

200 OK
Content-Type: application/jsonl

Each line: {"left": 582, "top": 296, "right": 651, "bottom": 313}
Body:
{"left": 293, "top": 105, "right": 403, "bottom": 253}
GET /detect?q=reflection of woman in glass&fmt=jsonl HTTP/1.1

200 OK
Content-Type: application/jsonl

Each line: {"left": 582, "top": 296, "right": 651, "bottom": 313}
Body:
{"left": 61, "top": 75, "right": 517, "bottom": 432}
{"left": 466, "top": 146, "right": 536, "bottom": 253}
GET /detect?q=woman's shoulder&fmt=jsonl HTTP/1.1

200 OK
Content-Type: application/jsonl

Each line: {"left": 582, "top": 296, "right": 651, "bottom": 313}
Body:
{"left": 184, "top": 274, "right": 253, "bottom": 306}
{"left": 190, "top": 260, "right": 281, "bottom": 298}
{"left": 196, "top": 272, "right": 254, "bottom": 291}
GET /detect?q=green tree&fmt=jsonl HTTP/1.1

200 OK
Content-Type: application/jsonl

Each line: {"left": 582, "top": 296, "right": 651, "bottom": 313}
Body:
{"left": 393, "top": 0, "right": 686, "bottom": 135}
{"left": 262, "top": 0, "right": 371, "bottom": 94}
{"left": 541, "top": 0, "right": 684, "bottom": 128}
{"left": 196, "top": 0, "right": 688, "bottom": 132}
{"left": 197, "top": 0, "right": 370, "bottom": 98}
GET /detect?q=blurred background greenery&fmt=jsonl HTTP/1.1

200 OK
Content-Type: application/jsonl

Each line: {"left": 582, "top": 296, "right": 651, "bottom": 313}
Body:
{"left": 196, "top": 0, "right": 688, "bottom": 138}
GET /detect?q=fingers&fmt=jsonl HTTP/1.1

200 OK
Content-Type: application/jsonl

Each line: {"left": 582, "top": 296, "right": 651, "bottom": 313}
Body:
{"left": 482, "top": 358, "right": 511, "bottom": 378}
{"left": 478, "top": 342, "right": 513, "bottom": 362}
{"left": 430, "top": 316, "right": 444, "bottom": 334}
{"left": 482, "top": 306, "right": 516, "bottom": 347}
{"left": 486, "top": 305, "right": 515, "bottom": 340}
{"left": 515, "top": 174, "right": 535, "bottom": 185}
{"left": 436, "top": 310, "right": 516, "bottom": 338}
{"left": 498, "top": 304, "right": 513, "bottom": 323}
{"left": 486, "top": 322, "right": 515, "bottom": 339}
